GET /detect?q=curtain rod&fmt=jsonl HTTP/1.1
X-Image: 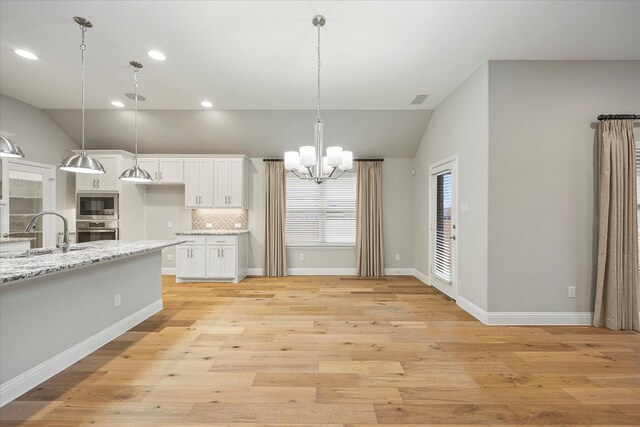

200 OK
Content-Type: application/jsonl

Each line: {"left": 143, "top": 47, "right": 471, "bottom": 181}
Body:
{"left": 262, "top": 158, "right": 384, "bottom": 162}
{"left": 597, "top": 114, "right": 639, "bottom": 121}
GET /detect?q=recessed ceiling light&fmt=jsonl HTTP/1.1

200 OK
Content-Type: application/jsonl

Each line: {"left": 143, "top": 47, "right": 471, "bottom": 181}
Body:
{"left": 14, "top": 49, "right": 38, "bottom": 60}
{"left": 111, "top": 101, "right": 125, "bottom": 108}
{"left": 201, "top": 100, "right": 213, "bottom": 108}
{"left": 147, "top": 50, "right": 166, "bottom": 61}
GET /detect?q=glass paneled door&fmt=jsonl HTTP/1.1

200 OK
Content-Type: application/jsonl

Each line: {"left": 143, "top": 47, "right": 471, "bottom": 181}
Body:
{"left": 429, "top": 156, "right": 458, "bottom": 300}
{"left": 5, "top": 160, "right": 55, "bottom": 249}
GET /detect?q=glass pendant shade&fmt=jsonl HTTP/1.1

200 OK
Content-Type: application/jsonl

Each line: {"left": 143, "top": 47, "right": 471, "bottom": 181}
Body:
{"left": 299, "top": 146, "right": 316, "bottom": 167}
{"left": 120, "top": 164, "right": 152, "bottom": 182}
{"left": 60, "top": 152, "right": 105, "bottom": 174}
{"left": 284, "top": 151, "right": 300, "bottom": 170}
{"left": 326, "top": 146, "right": 343, "bottom": 167}
{"left": 0, "top": 135, "right": 25, "bottom": 158}
{"left": 322, "top": 156, "right": 329, "bottom": 175}
{"left": 340, "top": 151, "right": 353, "bottom": 170}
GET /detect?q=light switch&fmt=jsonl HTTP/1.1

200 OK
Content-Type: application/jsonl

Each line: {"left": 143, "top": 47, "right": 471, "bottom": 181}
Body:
{"left": 167, "top": 221, "right": 172, "bottom": 228}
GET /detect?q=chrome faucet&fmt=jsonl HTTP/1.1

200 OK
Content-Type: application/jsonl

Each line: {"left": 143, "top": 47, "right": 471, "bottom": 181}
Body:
{"left": 25, "top": 211, "right": 70, "bottom": 253}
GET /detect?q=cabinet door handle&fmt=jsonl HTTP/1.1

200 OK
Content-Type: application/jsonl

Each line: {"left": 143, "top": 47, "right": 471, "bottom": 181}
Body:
{"left": 93, "top": 178, "right": 96, "bottom": 188}
{"left": 221, "top": 249, "right": 224, "bottom": 257}
{"left": 155, "top": 171, "right": 158, "bottom": 180}
{"left": 97, "top": 179, "right": 100, "bottom": 189}
{"left": 159, "top": 171, "right": 162, "bottom": 180}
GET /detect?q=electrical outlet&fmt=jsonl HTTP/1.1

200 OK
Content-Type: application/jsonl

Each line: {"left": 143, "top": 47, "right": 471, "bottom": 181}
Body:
{"left": 395, "top": 254, "right": 400, "bottom": 261}
{"left": 167, "top": 221, "right": 172, "bottom": 228}
{"left": 299, "top": 253, "right": 304, "bottom": 261}
{"left": 114, "top": 293, "right": 121, "bottom": 307}
{"left": 568, "top": 286, "right": 576, "bottom": 298}
{"left": 167, "top": 254, "right": 174, "bottom": 261}
{"left": 234, "top": 223, "right": 242, "bottom": 229}
{"left": 206, "top": 223, "right": 213, "bottom": 229}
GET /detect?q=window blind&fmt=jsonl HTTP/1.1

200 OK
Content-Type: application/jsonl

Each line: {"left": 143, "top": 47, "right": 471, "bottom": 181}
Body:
{"left": 431, "top": 171, "right": 453, "bottom": 283}
{"left": 285, "top": 173, "right": 356, "bottom": 245}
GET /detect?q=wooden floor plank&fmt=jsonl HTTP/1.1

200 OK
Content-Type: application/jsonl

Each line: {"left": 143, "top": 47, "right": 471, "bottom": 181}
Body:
{"left": 2, "top": 275, "right": 639, "bottom": 425}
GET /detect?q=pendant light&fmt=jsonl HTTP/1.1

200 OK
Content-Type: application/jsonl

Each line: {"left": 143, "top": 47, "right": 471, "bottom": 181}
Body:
{"left": 60, "top": 17, "right": 105, "bottom": 174}
{"left": 283, "top": 15, "right": 353, "bottom": 184}
{"left": 0, "top": 133, "right": 25, "bottom": 158}
{"left": 119, "top": 61, "right": 153, "bottom": 183}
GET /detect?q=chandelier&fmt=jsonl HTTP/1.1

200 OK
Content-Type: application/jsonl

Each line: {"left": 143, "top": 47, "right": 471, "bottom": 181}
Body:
{"left": 284, "top": 15, "right": 353, "bottom": 184}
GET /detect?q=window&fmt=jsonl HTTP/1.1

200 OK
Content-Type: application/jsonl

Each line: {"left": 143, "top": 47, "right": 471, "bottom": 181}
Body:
{"left": 285, "top": 173, "right": 356, "bottom": 246}
{"left": 432, "top": 171, "right": 452, "bottom": 283}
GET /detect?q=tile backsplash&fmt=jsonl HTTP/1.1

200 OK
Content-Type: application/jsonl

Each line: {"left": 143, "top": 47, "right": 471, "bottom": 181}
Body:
{"left": 191, "top": 209, "right": 248, "bottom": 230}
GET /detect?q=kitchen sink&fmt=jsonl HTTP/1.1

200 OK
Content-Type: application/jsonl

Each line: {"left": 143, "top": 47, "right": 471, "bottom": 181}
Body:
{"left": 0, "top": 247, "right": 88, "bottom": 259}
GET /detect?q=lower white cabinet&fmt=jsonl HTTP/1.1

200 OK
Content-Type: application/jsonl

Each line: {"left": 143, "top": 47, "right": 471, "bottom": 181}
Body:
{"left": 176, "top": 233, "right": 247, "bottom": 283}
{"left": 176, "top": 245, "right": 206, "bottom": 278}
{"left": 206, "top": 245, "right": 236, "bottom": 278}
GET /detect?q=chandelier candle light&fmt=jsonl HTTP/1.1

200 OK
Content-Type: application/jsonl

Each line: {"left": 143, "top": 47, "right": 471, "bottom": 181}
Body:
{"left": 120, "top": 61, "right": 153, "bottom": 183}
{"left": 59, "top": 17, "right": 105, "bottom": 174}
{"left": 284, "top": 15, "right": 353, "bottom": 184}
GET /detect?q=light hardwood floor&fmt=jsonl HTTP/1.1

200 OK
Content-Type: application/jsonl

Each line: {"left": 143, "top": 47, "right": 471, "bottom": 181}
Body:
{"left": 1, "top": 275, "right": 639, "bottom": 425}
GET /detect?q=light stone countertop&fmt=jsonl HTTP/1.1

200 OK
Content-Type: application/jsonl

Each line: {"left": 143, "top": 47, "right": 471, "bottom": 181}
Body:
{"left": 175, "top": 230, "right": 249, "bottom": 235}
{"left": 0, "top": 237, "right": 36, "bottom": 244}
{"left": 0, "top": 240, "right": 184, "bottom": 285}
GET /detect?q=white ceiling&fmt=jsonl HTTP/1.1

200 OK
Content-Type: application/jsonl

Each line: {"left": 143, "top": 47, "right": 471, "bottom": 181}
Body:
{"left": 43, "top": 109, "right": 432, "bottom": 157}
{"left": 1, "top": 1, "right": 639, "bottom": 110}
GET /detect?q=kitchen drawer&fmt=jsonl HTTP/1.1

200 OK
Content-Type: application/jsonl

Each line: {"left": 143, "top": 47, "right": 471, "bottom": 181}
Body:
{"left": 206, "top": 235, "right": 237, "bottom": 245}
{"left": 180, "top": 235, "right": 206, "bottom": 245}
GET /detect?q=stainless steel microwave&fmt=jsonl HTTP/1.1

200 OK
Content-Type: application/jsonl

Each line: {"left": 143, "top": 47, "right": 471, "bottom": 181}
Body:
{"left": 76, "top": 193, "right": 119, "bottom": 220}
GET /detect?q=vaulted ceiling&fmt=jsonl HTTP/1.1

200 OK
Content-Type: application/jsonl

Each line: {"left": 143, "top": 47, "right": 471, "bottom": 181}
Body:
{"left": 1, "top": 1, "right": 639, "bottom": 156}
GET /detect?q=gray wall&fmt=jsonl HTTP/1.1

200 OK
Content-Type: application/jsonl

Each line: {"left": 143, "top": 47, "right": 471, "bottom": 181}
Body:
{"left": 0, "top": 94, "right": 79, "bottom": 230}
{"left": 413, "top": 64, "right": 489, "bottom": 310}
{"left": 487, "top": 60, "right": 640, "bottom": 313}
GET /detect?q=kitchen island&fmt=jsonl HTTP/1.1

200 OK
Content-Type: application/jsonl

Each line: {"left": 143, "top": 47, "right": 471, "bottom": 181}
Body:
{"left": 0, "top": 240, "right": 182, "bottom": 406}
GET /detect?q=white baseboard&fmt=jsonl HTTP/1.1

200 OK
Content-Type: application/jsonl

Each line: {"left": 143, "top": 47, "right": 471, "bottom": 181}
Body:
{"left": 384, "top": 268, "right": 415, "bottom": 276}
{"left": 456, "top": 296, "right": 593, "bottom": 326}
{"left": 0, "top": 299, "right": 163, "bottom": 407}
{"left": 161, "top": 267, "right": 176, "bottom": 275}
{"left": 413, "top": 269, "right": 430, "bottom": 285}
{"left": 248, "top": 267, "right": 422, "bottom": 278}
{"left": 288, "top": 268, "right": 357, "bottom": 275}
{"left": 456, "top": 296, "right": 489, "bottom": 324}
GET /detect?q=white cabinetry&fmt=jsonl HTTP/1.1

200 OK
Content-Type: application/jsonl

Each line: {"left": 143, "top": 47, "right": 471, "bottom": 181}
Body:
{"left": 176, "top": 233, "right": 247, "bottom": 283}
{"left": 137, "top": 158, "right": 184, "bottom": 184}
{"left": 76, "top": 155, "right": 120, "bottom": 191}
{"left": 185, "top": 159, "right": 214, "bottom": 208}
{"left": 176, "top": 243, "right": 206, "bottom": 278}
{"left": 214, "top": 158, "right": 245, "bottom": 208}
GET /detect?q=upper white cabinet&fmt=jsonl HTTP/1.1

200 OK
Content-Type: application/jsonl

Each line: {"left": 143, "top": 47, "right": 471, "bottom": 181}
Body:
{"left": 214, "top": 158, "right": 245, "bottom": 208}
{"left": 76, "top": 155, "right": 121, "bottom": 191}
{"left": 184, "top": 159, "right": 214, "bottom": 208}
{"left": 136, "top": 158, "right": 184, "bottom": 184}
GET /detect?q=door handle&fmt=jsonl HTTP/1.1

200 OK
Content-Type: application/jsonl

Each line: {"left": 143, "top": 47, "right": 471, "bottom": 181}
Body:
{"left": 450, "top": 235, "right": 456, "bottom": 240}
